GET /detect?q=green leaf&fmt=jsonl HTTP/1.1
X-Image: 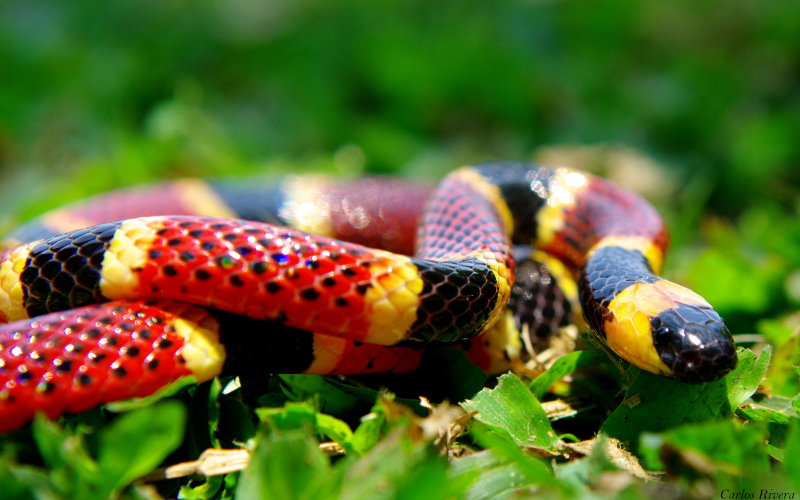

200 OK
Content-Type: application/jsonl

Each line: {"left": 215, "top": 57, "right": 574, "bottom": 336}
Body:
{"left": 217, "top": 393, "right": 257, "bottom": 446}
{"left": 735, "top": 405, "right": 797, "bottom": 447}
{"left": 279, "top": 374, "right": 362, "bottom": 415}
{"left": 785, "top": 420, "right": 800, "bottom": 491}
{"left": 639, "top": 420, "right": 771, "bottom": 488}
{"left": 530, "top": 350, "right": 608, "bottom": 399}
{"left": 743, "top": 394, "right": 797, "bottom": 415}
{"left": 31, "top": 415, "right": 78, "bottom": 472}
{"left": 339, "top": 428, "right": 462, "bottom": 500}
{"left": 726, "top": 345, "right": 772, "bottom": 407}
{"left": 601, "top": 347, "right": 769, "bottom": 452}
{"left": 1, "top": 464, "right": 59, "bottom": 500}
{"left": 237, "top": 429, "right": 340, "bottom": 500}
{"left": 345, "top": 395, "right": 424, "bottom": 456}
{"left": 257, "top": 402, "right": 353, "bottom": 445}
{"left": 554, "top": 435, "right": 621, "bottom": 490}
{"left": 104, "top": 376, "right": 196, "bottom": 413}
{"left": 95, "top": 401, "right": 186, "bottom": 496}
{"left": 323, "top": 377, "right": 426, "bottom": 416}
{"left": 448, "top": 450, "right": 535, "bottom": 500}
{"left": 178, "top": 475, "right": 225, "bottom": 500}
{"left": 31, "top": 414, "right": 99, "bottom": 488}
{"left": 348, "top": 409, "right": 386, "bottom": 456}
{"left": 187, "top": 378, "right": 223, "bottom": 459}
{"left": 462, "top": 373, "right": 561, "bottom": 450}
{"left": 0, "top": 455, "right": 37, "bottom": 500}
{"left": 688, "top": 247, "right": 777, "bottom": 315}
{"left": 392, "top": 454, "right": 461, "bottom": 500}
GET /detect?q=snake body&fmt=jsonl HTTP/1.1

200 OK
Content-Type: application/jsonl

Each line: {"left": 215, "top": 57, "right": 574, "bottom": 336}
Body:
{"left": 0, "top": 163, "right": 737, "bottom": 433}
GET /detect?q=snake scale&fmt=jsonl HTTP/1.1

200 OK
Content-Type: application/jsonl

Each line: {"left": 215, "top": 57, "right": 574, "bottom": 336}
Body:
{"left": 0, "top": 162, "right": 737, "bottom": 433}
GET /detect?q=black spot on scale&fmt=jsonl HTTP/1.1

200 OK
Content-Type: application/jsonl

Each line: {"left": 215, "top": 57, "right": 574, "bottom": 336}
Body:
{"left": 112, "top": 366, "right": 128, "bottom": 377}
{"left": 301, "top": 288, "right": 321, "bottom": 300}
{"left": 124, "top": 346, "right": 140, "bottom": 357}
{"left": 155, "top": 339, "right": 173, "bottom": 349}
{"left": 55, "top": 360, "right": 72, "bottom": 373}
{"left": 88, "top": 353, "right": 107, "bottom": 363}
{"left": 38, "top": 381, "right": 56, "bottom": 394}
{"left": 84, "top": 328, "right": 102, "bottom": 338}
{"left": 189, "top": 230, "right": 204, "bottom": 238}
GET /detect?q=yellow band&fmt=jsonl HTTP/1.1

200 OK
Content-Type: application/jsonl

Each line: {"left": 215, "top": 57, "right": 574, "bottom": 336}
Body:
{"left": 604, "top": 280, "right": 710, "bottom": 377}
{"left": 0, "top": 244, "right": 34, "bottom": 322}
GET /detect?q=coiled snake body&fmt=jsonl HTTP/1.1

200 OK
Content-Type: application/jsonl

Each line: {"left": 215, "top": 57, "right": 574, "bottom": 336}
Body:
{"left": 0, "top": 163, "right": 737, "bottom": 433}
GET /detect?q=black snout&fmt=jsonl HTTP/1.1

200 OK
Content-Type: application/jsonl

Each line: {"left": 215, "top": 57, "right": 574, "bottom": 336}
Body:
{"left": 651, "top": 305, "right": 737, "bottom": 383}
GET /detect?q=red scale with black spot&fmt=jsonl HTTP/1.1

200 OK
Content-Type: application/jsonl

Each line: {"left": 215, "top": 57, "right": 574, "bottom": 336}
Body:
{"left": 132, "top": 218, "right": 382, "bottom": 342}
{"left": 0, "top": 301, "right": 193, "bottom": 433}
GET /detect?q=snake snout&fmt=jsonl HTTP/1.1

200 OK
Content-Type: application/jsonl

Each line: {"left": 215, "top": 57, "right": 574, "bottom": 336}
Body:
{"left": 651, "top": 305, "right": 738, "bottom": 383}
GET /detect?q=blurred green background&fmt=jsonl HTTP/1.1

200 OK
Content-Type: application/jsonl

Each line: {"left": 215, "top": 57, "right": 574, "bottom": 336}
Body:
{"left": 2, "top": 0, "right": 800, "bottom": 391}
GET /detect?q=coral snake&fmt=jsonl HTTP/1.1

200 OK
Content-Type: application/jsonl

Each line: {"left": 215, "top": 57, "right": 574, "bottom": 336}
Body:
{"left": 0, "top": 162, "right": 737, "bottom": 433}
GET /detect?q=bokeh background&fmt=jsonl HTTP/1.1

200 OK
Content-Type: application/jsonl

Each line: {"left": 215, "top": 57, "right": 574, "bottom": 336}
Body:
{"left": 2, "top": 0, "right": 800, "bottom": 393}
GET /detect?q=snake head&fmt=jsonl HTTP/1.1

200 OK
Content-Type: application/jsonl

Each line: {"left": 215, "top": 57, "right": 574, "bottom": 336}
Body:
{"left": 651, "top": 305, "right": 737, "bottom": 383}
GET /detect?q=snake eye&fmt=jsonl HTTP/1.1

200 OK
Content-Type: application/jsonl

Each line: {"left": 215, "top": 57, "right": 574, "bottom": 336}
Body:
{"left": 653, "top": 324, "right": 673, "bottom": 347}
